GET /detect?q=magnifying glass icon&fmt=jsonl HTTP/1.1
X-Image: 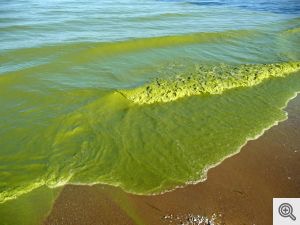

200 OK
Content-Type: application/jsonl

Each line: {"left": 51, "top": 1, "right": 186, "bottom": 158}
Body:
{"left": 278, "top": 203, "right": 296, "bottom": 221}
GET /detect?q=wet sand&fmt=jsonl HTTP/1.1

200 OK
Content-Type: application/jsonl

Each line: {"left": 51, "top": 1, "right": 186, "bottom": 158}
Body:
{"left": 44, "top": 95, "right": 300, "bottom": 225}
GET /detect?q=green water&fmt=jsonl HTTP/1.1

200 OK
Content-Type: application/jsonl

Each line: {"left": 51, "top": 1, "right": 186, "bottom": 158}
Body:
{"left": 121, "top": 62, "right": 300, "bottom": 104}
{"left": 1, "top": 0, "right": 300, "bottom": 224}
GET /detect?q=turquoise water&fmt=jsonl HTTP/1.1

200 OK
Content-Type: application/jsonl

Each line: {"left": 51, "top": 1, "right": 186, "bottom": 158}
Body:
{"left": 0, "top": 0, "right": 300, "bottom": 224}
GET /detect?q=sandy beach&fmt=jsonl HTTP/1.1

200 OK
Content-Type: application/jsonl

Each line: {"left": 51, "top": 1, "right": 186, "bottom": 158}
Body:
{"left": 43, "top": 95, "right": 300, "bottom": 225}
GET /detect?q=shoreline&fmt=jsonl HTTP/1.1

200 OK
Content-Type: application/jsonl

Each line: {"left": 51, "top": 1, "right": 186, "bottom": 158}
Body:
{"left": 44, "top": 95, "right": 300, "bottom": 225}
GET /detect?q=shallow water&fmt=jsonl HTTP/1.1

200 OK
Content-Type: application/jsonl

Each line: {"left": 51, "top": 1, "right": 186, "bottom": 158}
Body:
{"left": 0, "top": 0, "right": 300, "bottom": 224}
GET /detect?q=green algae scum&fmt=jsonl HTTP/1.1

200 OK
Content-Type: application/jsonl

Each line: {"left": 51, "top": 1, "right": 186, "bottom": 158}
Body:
{"left": 120, "top": 62, "right": 300, "bottom": 104}
{"left": 1, "top": 0, "right": 300, "bottom": 224}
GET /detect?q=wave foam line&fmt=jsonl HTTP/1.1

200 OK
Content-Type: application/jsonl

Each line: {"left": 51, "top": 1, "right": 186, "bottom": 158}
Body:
{"left": 119, "top": 62, "right": 300, "bottom": 104}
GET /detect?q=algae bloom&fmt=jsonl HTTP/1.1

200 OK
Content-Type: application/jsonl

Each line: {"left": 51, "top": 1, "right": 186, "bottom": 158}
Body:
{"left": 120, "top": 62, "right": 300, "bottom": 104}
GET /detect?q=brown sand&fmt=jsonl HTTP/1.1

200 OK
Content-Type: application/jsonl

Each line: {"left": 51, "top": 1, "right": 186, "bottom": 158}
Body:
{"left": 44, "top": 96, "right": 300, "bottom": 225}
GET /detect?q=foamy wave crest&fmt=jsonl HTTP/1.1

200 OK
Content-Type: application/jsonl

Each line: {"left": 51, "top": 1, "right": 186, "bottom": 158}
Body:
{"left": 120, "top": 62, "right": 300, "bottom": 104}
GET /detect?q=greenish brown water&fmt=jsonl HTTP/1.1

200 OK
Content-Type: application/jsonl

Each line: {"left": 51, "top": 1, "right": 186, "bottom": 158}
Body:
{"left": 1, "top": 0, "right": 300, "bottom": 224}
